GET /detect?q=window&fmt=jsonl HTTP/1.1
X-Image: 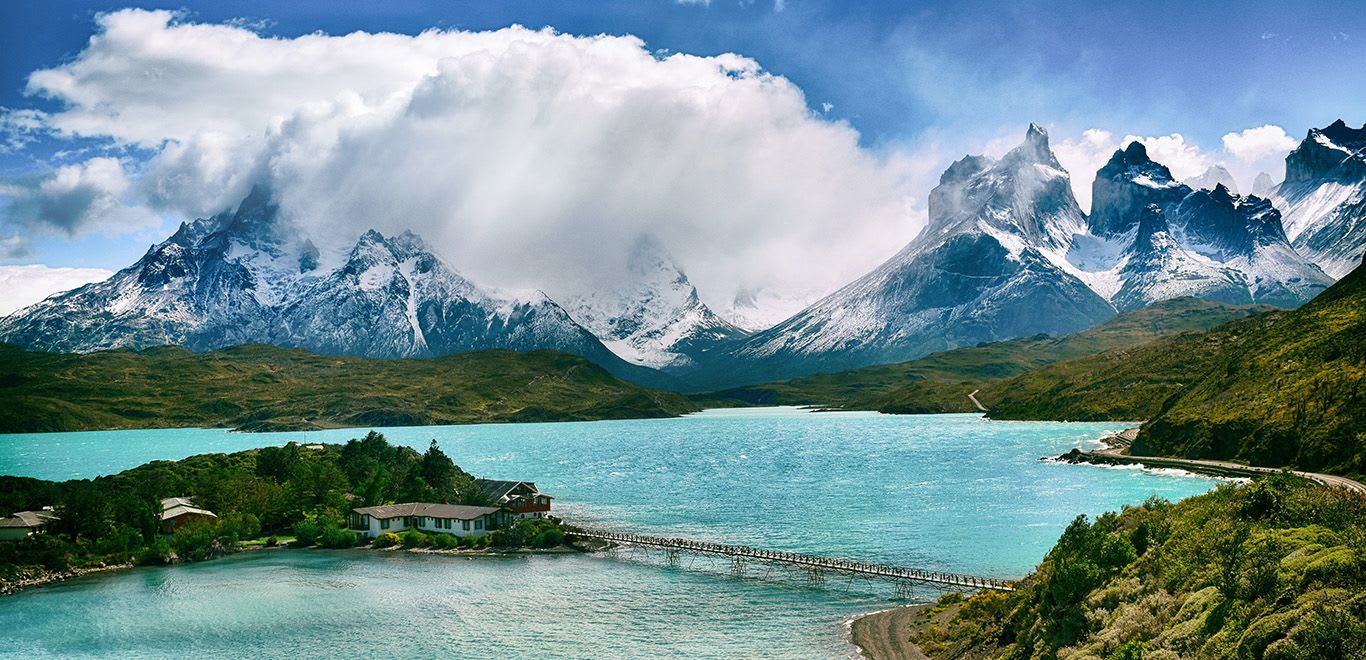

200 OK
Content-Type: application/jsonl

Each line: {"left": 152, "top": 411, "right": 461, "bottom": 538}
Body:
{"left": 381, "top": 518, "right": 390, "bottom": 530}
{"left": 444, "top": 519, "right": 452, "bottom": 529}
{"left": 462, "top": 520, "right": 470, "bottom": 531}
{"left": 474, "top": 519, "right": 483, "bottom": 530}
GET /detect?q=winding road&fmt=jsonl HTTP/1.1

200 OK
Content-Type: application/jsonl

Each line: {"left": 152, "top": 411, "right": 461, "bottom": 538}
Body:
{"left": 1087, "top": 429, "right": 1366, "bottom": 495}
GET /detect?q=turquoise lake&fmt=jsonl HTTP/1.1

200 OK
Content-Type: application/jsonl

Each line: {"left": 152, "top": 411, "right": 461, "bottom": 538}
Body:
{"left": 0, "top": 409, "right": 1224, "bottom": 658}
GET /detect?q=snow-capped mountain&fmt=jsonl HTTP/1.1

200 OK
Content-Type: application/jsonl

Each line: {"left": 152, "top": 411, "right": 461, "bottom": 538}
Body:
{"left": 1080, "top": 143, "right": 1330, "bottom": 311}
{"left": 691, "top": 127, "right": 1332, "bottom": 387}
{"left": 1272, "top": 119, "right": 1366, "bottom": 278}
{"left": 0, "top": 187, "right": 664, "bottom": 384}
{"left": 561, "top": 237, "right": 747, "bottom": 371}
{"left": 1185, "top": 164, "right": 1239, "bottom": 194}
{"left": 716, "top": 125, "right": 1116, "bottom": 384}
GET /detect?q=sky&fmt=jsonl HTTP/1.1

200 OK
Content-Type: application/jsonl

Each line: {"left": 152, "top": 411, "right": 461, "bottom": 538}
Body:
{"left": 1, "top": 0, "right": 1363, "bottom": 317}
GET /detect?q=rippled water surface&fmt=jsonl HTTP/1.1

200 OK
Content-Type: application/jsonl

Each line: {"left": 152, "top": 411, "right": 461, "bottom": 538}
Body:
{"left": 0, "top": 409, "right": 1220, "bottom": 658}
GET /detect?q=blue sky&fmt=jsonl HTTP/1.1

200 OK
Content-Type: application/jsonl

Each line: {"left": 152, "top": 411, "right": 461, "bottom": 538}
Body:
{"left": 0, "top": 0, "right": 1363, "bottom": 312}
{"left": 5, "top": 0, "right": 1362, "bottom": 151}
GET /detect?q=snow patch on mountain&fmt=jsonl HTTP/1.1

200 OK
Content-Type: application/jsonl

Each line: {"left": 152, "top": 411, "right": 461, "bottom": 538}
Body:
{"left": 562, "top": 237, "right": 746, "bottom": 370}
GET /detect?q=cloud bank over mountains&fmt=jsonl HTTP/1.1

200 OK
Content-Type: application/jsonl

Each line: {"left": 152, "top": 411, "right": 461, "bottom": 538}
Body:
{"left": 0, "top": 9, "right": 1308, "bottom": 317}
{"left": 4, "top": 9, "right": 923, "bottom": 312}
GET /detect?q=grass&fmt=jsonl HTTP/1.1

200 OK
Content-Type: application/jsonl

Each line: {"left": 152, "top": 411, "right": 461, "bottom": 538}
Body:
{"left": 974, "top": 312, "right": 1287, "bottom": 423}
{"left": 912, "top": 475, "right": 1366, "bottom": 659}
{"left": 696, "top": 297, "right": 1270, "bottom": 413}
{"left": 1135, "top": 258, "right": 1366, "bottom": 477}
{"left": 0, "top": 343, "right": 699, "bottom": 433}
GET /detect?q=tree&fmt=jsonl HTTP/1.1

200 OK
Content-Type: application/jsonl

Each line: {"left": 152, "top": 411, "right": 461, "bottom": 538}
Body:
{"left": 255, "top": 443, "right": 301, "bottom": 483}
{"left": 420, "top": 440, "right": 457, "bottom": 498}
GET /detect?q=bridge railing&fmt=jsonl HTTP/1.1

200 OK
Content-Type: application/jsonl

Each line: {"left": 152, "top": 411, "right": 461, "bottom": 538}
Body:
{"left": 568, "top": 528, "right": 1013, "bottom": 592}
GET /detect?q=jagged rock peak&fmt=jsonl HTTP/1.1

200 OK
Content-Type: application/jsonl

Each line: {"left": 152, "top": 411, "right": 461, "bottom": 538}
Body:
{"left": 1088, "top": 141, "right": 1186, "bottom": 237}
{"left": 1320, "top": 118, "right": 1366, "bottom": 145}
{"left": 1003, "top": 123, "right": 1061, "bottom": 167}
{"left": 1286, "top": 119, "right": 1366, "bottom": 183}
{"left": 1251, "top": 172, "right": 1277, "bottom": 197}
{"left": 939, "top": 154, "right": 993, "bottom": 185}
{"left": 1187, "top": 165, "right": 1239, "bottom": 194}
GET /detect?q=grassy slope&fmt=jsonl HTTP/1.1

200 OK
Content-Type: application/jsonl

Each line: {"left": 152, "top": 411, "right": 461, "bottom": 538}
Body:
{"left": 1135, "top": 259, "right": 1366, "bottom": 477}
{"left": 0, "top": 344, "right": 699, "bottom": 433}
{"left": 698, "top": 298, "right": 1270, "bottom": 413}
{"left": 975, "top": 312, "right": 1287, "bottom": 423}
{"left": 912, "top": 475, "right": 1365, "bottom": 660}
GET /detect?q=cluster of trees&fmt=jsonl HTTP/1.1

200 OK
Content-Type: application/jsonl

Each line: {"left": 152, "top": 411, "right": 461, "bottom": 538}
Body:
{"left": 0, "top": 432, "right": 552, "bottom": 585}
{"left": 911, "top": 474, "right": 1366, "bottom": 659}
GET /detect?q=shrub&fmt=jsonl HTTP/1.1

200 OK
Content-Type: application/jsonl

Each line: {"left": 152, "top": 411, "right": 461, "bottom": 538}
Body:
{"left": 400, "top": 529, "right": 430, "bottom": 547}
{"left": 489, "top": 518, "right": 569, "bottom": 549}
{"left": 219, "top": 512, "right": 261, "bottom": 542}
{"left": 373, "top": 532, "right": 401, "bottom": 548}
{"left": 137, "top": 537, "right": 172, "bottom": 565}
{"left": 265, "top": 536, "right": 278, "bottom": 548}
{"left": 318, "top": 523, "right": 356, "bottom": 549}
{"left": 171, "top": 520, "right": 228, "bottom": 561}
{"left": 292, "top": 517, "right": 323, "bottom": 546}
{"left": 429, "top": 533, "right": 460, "bottom": 549}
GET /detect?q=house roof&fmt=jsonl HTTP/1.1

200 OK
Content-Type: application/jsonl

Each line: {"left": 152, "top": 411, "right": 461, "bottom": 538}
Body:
{"left": 474, "top": 478, "right": 548, "bottom": 503}
{"left": 0, "top": 510, "right": 58, "bottom": 528}
{"left": 161, "top": 505, "right": 217, "bottom": 521}
{"left": 161, "top": 496, "right": 195, "bottom": 510}
{"left": 352, "top": 503, "right": 501, "bottom": 520}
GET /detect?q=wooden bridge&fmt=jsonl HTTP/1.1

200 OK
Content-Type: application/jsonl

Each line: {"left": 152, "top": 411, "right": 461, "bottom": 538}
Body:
{"left": 568, "top": 528, "right": 1014, "bottom": 593}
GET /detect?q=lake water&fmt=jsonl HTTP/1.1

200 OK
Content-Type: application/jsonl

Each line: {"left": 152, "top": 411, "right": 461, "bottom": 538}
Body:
{"left": 0, "top": 409, "right": 1222, "bottom": 658}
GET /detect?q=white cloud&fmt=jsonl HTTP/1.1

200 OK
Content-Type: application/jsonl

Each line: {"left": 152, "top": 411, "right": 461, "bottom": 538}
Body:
{"left": 1124, "top": 133, "right": 1212, "bottom": 182}
{"left": 1222, "top": 124, "right": 1297, "bottom": 163}
{"left": 0, "top": 264, "right": 112, "bottom": 316}
{"left": 0, "top": 157, "right": 160, "bottom": 236}
{"left": 1053, "top": 128, "right": 1119, "bottom": 213}
{"left": 13, "top": 9, "right": 925, "bottom": 312}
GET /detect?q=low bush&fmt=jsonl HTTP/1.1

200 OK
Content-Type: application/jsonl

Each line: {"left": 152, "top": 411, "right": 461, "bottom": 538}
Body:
{"left": 489, "top": 518, "right": 569, "bottom": 549}
{"left": 429, "top": 533, "right": 460, "bottom": 549}
{"left": 317, "top": 523, "right": 356, "bottom": 549}
{"left": 373, "top": 532, "right": 401, "bottom": 548}
{"left": 400, "top": 529, "right": 430, "bottom": 547}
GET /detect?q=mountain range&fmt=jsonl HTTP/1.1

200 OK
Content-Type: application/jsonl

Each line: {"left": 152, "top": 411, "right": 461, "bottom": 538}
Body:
{"left": 3, "top": 120, "right": 1363, "bottom": 390}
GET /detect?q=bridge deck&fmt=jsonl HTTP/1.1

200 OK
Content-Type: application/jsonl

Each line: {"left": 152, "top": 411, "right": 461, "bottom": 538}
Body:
{"left": 569, "top": 528, "right": 1014, "bottom": 592}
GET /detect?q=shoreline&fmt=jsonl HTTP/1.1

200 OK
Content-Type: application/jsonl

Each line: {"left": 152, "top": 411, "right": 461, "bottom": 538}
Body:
{"left": 848, "top": 604, "right": 933, "bottom": 660}
{"left": 2, "top": 541, "right": 591, "bottom": 597}
{"left": 0, "top": 562, "right": 135, "bottom": 596}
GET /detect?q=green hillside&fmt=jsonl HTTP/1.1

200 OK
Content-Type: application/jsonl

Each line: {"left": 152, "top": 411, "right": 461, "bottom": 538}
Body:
{"left": 1135, "top": 258, "right": 1366, "bottom": 477}
{"left": 701, "top": 298, "right": 1270, "bottom": 413}
{"left": 974, "top": 312, "right": 1286, "bottom": 422}
{"left": 910, "top": 475, "right": 1365, "bottom": 659}
{"left": 0, "top": 344, "right": 699, "bottom": 433}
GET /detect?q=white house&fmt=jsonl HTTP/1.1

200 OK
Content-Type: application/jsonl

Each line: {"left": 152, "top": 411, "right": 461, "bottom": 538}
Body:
{"left": 347, "top": 503, "right": 505, "bottom": 539}
{"left": 0, "top": 509, "right": 58, "bottom": 541}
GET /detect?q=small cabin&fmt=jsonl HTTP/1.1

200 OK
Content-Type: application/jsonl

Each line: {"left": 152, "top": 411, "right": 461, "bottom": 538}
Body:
{"left": 0, "top": 509, "right": 58, "bottom": 541}
{"left": 474, "top": 479, "right": 554, "bottom": 519}
{"left": 160, "top": 497, "right": 218, "bottom": 533}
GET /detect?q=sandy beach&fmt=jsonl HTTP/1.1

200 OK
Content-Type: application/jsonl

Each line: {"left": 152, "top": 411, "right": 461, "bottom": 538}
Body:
{"left": 849, "top": 604, "right": 932, "bottom": 660}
